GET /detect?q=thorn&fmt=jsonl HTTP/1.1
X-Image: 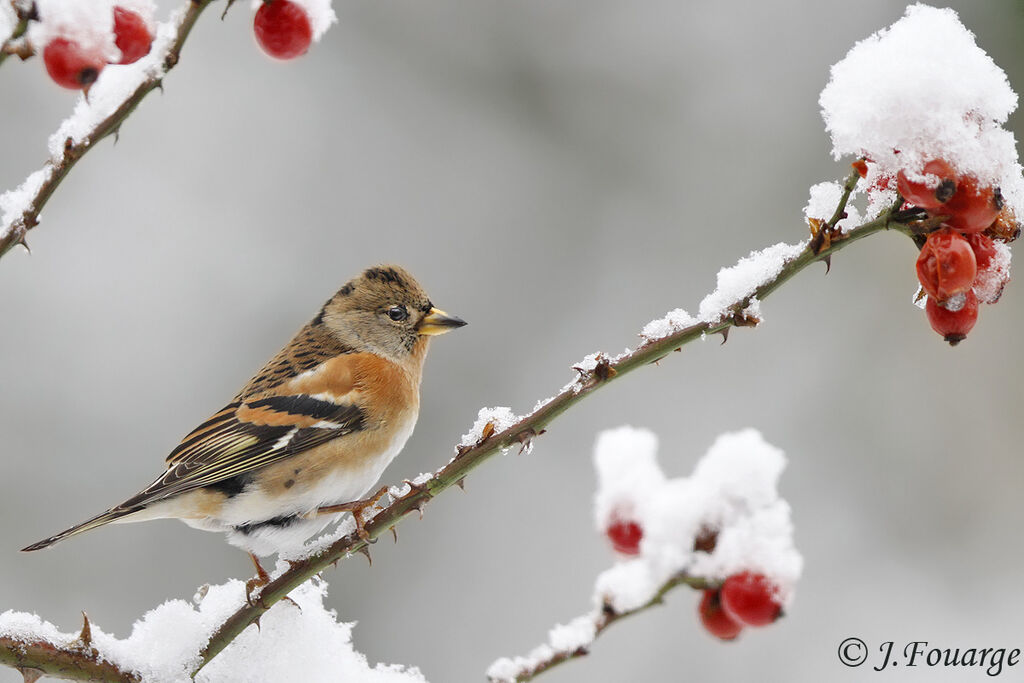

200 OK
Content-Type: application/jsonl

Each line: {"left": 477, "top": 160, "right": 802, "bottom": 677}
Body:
{"left": 286, "top": 559, "right": 304, "bottom": 571}
{"left": 280, "top": 595, "right": 301, "bottom": 611}
{"left": 220, "top": 0, "right": 237, "bottom": 19}
{"left": 17, "top": 668, "right": 43, "bottom": 683}
{"left": 390, "top": 526, "right": 398, "bottom": 543}
{"left": 78, "top": 611, "right": 92, "bottom": 648}
{"left": 719, "top": 327, "right": 730, "bottom": 345}
{"left": 356, "top": 545, "right": 372, "bottom": 566}
{"left": 112, "top": 126, "right": 121, "bottom": 145}
{"left": 455, "top": 477, "right": 466, "bottom": 491}
{"left": 155, "top": 80, "right": 164, "bottom": 94}
{"left": 823, "top": 254, "right": 832, "bottom": 274}
{"left": 480, "top": 421, "right": 496, "bottom": 441}
{"left": 18, "top": 236, "right": 31, "bottom": 254}
{"left": 252, "top": 614, "right": 262, "bottom": 632}
{"left": 410, "top": 500, "right": 425, "bottom": 520}
{"left": 399, "top": 478, "right": 430, "bottom": 498}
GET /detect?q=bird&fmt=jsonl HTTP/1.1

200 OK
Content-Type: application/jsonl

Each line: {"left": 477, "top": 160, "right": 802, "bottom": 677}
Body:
{"left": 22, "top": 264, "right": 466, "bottom": 563}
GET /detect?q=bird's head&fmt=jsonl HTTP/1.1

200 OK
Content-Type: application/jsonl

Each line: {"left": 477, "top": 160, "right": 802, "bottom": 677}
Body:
{"left": 319, "top": 265, "right": 466, "bottom": 362}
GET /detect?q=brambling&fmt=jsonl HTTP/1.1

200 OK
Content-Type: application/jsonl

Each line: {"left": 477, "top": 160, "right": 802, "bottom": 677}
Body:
{"left": 23, "top": 265, "right": 465, "bottom": 559}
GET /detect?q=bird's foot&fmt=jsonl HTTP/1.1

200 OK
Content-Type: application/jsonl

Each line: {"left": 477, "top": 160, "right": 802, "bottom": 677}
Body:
{"left": 245, "top": 552, "right": 271, "bottom": 607}
{"left": 316, "top": 485, "right": 389, "bottom": 541}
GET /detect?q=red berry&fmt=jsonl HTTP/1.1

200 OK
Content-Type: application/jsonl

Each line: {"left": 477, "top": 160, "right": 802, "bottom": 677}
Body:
{"left": 936, "top": 176, "right": 1002, "bottom": 233}
{"left": 926, "top": 290, "right": 979, "bottom": 345}
{"left": 254, "top": 0, "right": 313, "bottom": 60}
{"left": 916, "top": 228, "right": 977, "bottom": 303}
{"left": 852, "top": 159, "right": 868, "bottom": 178}
{"left": 897, "top": 159, "right": 958, "bottom": 210}
{"left": 699, "top": 590, "right": 743, "bottom": 641}
{"left": 720, "top": 572, "right": 782, "bottom": 627}
{"left": 605, "top": 514, "right": 642, "bottom": 555}
{"left": 113, "top": 7, "right": 153, "bottom": 65}
{"left": 43, "top": 38, "right": 106, "bottom": 90}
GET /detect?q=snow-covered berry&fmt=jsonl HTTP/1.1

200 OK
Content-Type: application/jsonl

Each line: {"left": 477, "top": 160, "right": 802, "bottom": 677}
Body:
{"left": 112, "top": 6, "right": 153, "bottom": 65}
{"left": 43, "top": 38, "right": 106, "bottom": 90}
{"left": 720, "top": 572, "right": 782, "bottom": 627}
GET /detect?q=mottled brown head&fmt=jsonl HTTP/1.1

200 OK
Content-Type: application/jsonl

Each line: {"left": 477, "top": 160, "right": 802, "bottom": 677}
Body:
{"left": 318, "top": 265, "right": 466, "bottom": 362}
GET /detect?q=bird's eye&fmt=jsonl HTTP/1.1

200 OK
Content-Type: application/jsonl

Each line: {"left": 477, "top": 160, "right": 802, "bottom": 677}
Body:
{"left": 386, "top": 305, "right": 409, "bottom": 322}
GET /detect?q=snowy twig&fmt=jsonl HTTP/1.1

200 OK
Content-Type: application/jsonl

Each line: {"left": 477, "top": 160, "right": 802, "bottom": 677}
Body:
{"left": 195, "top": 170, "right": 910, "bottom": 672}
{"left": 488, "top": 573, "right": 713, "bottom": 683}
{"left": 0, "top": 1, "right": 32, "bottom": 68}
{"left": 0, "top": 0, "right": 215, "bottom": 260}
{"left": 0, "top": 629, "right": 139, "bottom": 683}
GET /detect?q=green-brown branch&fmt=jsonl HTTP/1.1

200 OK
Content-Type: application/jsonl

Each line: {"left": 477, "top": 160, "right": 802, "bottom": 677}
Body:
{"left": 0, "top": 632, "right": 139, "bottom": 683}
{"left": 0, "top": 0, "right": 214, "bottom": 260}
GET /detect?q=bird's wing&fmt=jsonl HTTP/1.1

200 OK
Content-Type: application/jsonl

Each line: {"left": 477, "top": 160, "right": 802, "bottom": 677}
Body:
{"left": 128, "top": 355, "right": 369, "bottom": 507}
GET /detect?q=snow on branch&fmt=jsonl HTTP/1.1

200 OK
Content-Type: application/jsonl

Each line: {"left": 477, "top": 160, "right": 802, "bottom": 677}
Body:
{"left": 0, "top": 0, "right": 215, "bottom": 260}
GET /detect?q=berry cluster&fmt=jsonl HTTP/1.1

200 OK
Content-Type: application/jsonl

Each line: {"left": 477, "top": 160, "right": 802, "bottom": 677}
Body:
{"left": 42, "top": 6, "right": 153, "bottom": 91}
{"left": 254, "top": 0, "right": 313, "bottom": 60}
{"left": 603, "top": 510, "right": 783, "bottom": 641}
{"left": 858, "top": 158, "right": 1015, "bottom": 345}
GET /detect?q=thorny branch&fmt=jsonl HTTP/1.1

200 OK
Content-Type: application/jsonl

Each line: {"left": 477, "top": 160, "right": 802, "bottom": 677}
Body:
{"left": 0, "top": 172, "right": 924, "bottom": 681}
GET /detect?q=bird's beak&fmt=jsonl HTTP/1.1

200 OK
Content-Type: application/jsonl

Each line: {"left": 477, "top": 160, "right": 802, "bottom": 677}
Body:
{"left": 418, "top": 307, "right": 467, "bottom": 336}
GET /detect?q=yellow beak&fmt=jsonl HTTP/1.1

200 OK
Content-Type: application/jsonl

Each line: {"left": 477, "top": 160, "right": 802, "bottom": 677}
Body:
{"left": 418, "top": 308, "right": 467, "bottom": 336}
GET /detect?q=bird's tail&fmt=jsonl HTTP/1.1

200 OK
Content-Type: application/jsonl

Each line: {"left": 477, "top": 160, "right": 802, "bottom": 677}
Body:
{"left": 21, "top": 505, "right": 141, "bottom": 552}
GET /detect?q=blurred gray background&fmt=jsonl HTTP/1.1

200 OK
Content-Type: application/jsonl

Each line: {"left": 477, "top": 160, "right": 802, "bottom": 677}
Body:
{"left": 2, "top": 1, "right": 1024, "bottom": 681}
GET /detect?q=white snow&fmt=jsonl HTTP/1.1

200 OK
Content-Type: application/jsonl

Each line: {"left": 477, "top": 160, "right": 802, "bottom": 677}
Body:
{"left": 457, "top": 406, "right": 519, "bottom": 451}
{"left": 804, "top": 180, "right": 862, "bottom": 231}
{"left": 30, "top": 0, "right": 119, "bottom": 61}
{"left": 0, "top": 578, "right": 427, "bottom": 683}
{"left": 593, "top": 426, "right": 665, "bottom": 531}
{"left": 0, "top": 1, "right": 16, "bottom": 41}
{"left": 697, "top": 241, "right": 806, "bottom": 324}
{"left": 0, "top": 167, "right": 53, "bottom": 239}
{"left": 820, "top": 4, "right": 1024, "bottom": 218}
{"left": 251, "top": 0, "right": 337, "bottom": 42}
{"left": 640, "top": 307, "right": 697, "bottom": 343}
{"left": 486, "top": 616, "right": 597, "bottom": 683}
